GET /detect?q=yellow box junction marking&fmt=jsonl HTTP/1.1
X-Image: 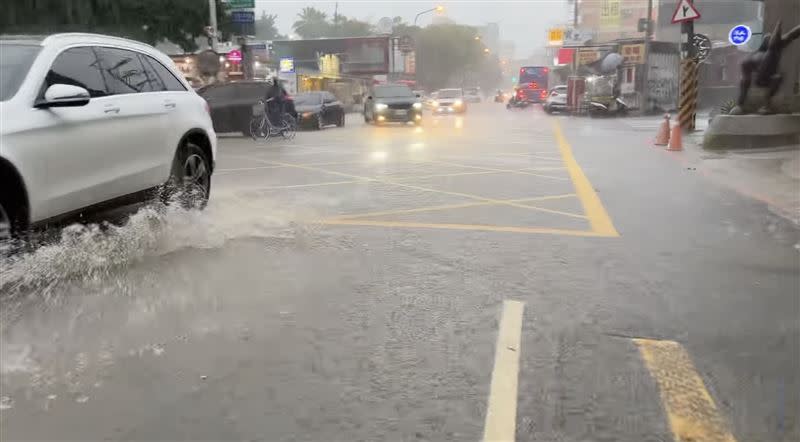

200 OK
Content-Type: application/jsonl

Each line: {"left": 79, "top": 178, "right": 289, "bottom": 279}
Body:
{"left": 634, "top": 339, "right": 738, "bottom": 442}
{"left": 483, "top": 300, "right": 525, "bottom": 442}
{"left": 231, "top": 127, "right": 618, "bottom": 236}
{"left": 552, "top": 120, "right": 619, "bottom": 237}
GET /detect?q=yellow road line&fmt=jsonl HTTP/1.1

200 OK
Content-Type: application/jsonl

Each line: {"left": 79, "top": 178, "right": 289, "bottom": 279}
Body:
{"left": 551, "top": 120, "right": 619, "bottom": 237}
{"left": 320, "top": 219, "right": 602, "bottom": 236}
{"left": 330, "top": 194, "right": 577, "bottom": 220}
{"left": 256, "top": 159, "right": 585, "bottom": 219}
{"left": 483, "top": 300, "right": 525, "bottom": 442}
{"left": 429, "top": 160, "right": 569, "bottom": 181}
{"left": 634, "top": 339, "right": 738, "bottom": 442}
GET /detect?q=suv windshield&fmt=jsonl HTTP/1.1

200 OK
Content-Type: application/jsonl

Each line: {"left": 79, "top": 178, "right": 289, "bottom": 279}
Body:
{"left": 0, "top": 44, "right": 41, "bottom": 101}
{"left": 438, "top": 89, "right": 462, "bottom": 98}
{"left": 374, "top": 85, "right": 413, "bottom": 98}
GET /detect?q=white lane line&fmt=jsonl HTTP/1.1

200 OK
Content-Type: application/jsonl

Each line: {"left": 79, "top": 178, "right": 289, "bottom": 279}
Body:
{"left": 483, "top": 300, "right": 525, "bottom": 442}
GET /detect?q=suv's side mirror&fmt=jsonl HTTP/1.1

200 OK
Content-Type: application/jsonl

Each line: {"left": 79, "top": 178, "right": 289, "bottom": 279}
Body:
{"left": 36, "top": 84, "right": 91, "bottom": 108}
{"left": 366, "top": 95, "right": 373, "bottom": 100}
{"left": 415, "top": 93, "right": 421, "bottom": 98}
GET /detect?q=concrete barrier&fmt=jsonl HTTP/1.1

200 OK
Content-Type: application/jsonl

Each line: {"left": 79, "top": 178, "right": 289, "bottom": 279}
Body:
{"left": 703, "top": 114, "right": 800, "bottom": 150}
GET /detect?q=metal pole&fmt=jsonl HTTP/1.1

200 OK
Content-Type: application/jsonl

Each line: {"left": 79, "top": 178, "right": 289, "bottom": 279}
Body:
{"left": 640, "top": 0, "right": 653, "bottom": 113}
{"left": 573, "top": 0, "right": 578, "bottom": 28}
{"left": 208, "top": 0, "right": 218, "bottom": 52}
{"left": 414, "top": 8, "right": 436, "bottom": 26}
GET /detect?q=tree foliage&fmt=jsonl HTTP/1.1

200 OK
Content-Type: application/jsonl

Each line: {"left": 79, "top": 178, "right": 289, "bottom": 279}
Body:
{"left": 415, "top": 24, "right": 501, "bottom": 91}
{"left": 292, "top": 7, "right": 330, "bottom": 39}
{"left": 1, "top": 0, "right": 232, "bottom": 52}
{"left": 255, "top": 12, "right": 284, "bottom": 41}
{"left": 292, "top": 6, "right": 373, "bottom": 39}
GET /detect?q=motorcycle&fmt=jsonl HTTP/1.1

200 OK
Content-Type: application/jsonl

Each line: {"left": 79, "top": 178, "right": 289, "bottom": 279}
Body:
{"left": 505, "top": 96, "right": 531, "bottom": 110}
{"left": 587, "top": 96, "right": 629, "bottom": 117}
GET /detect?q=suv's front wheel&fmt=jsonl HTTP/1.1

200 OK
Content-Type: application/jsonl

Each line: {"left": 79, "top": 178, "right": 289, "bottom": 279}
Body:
{"left": 162, "top": 142, "right": 211, "bottom": 210}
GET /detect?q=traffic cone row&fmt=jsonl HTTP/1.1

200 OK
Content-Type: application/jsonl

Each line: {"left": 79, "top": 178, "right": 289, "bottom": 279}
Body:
{"left": 652, "top": 113, "right": 683, "bottom": 151}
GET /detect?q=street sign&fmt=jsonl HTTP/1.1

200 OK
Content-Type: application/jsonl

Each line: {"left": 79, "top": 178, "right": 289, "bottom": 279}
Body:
{"left": 692, "top": 33, "right": 711, "bottom": 61}
{"left": 728, "top": 25, "right": 752, "bottom": 46}
{"left": 227, "top": 0, "right": 254, "bottom": 9}
{"left": 547, "top": 28, "right": 564, "bottom": 46}
{"left": 671, "top": 0, "right": 701, "bottom": 24}
{"left": 231, "top": 10, "right": 255, "bottom": 24}
{"left": 279, "top": 57, "right": 295, "bottom": 73}
{"left": 226, "top": 49, "right": 242, "bottom": 63}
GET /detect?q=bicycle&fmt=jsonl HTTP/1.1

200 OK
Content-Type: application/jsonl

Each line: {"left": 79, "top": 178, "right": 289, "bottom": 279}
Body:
{"left": 250, "top": 98, "right": 297, "bottom": 141}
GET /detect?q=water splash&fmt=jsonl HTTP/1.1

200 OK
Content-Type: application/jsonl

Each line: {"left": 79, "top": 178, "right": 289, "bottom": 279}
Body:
{"left": 0, "top": 193, "right": 316, "bottom": 305}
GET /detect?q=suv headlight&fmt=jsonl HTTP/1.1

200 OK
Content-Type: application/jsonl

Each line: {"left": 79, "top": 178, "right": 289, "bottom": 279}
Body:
{"left": 375, "top": 103, "right": 388, "bottom": 111}
{"left": 412, "top": 102, "right": 422, "bottom": 110}
{"left": 454, "top": 99, "right": 463, "bottom": 106}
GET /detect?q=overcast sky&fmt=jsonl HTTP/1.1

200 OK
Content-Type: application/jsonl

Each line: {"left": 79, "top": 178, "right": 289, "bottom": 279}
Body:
{"left": 254, "top": 1, "right": 569, "bottom": 58}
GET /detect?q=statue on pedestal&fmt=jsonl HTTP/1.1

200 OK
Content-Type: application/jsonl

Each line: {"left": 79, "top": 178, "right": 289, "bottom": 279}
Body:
{"left": 731, "top": 21, "right": 800, "bottom": 115}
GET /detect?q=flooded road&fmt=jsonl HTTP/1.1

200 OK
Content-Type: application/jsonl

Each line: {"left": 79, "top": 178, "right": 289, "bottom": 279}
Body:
{"left": 2, "top": 105, "right": 798, "bottom": 441}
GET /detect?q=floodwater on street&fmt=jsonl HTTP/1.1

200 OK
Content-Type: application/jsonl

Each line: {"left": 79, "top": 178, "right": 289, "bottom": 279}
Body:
{"left": 1, "top": 104, "right": 799, "bottom": 441}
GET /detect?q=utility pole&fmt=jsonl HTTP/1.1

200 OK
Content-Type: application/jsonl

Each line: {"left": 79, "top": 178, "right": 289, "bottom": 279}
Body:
{"left": 573, "top": 0, "right": 578, "bottom": 28}
{"left": 208, "top": 0, "right": 218, "bottom": 52}
{"left": 640, "top": 0, "right": 654, "bottom": 113}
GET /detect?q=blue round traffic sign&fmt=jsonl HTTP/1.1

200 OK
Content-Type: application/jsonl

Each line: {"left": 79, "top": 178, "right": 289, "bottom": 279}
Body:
{"left": 729, "top": 25, "right": 752, "bottom": 46}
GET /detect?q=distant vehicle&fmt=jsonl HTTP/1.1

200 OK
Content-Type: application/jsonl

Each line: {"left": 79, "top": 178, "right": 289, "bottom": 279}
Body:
{"left": 0, "top": 33, "right": 217, "bottom": 240}
{"left": 363, "top": 84, "right": 423, "bottom": 125}
{"left": 432, "top": 88, "right": 466, "bottom": 114}
{"left": 464, "top": 87, "right": 482, "bottom": 103}
{"left": 516, "top": 66, "right": 550, "bottom": 103}
{"left": 294, "top": 91, "right": 345, "bottom": 129}
{"left": 544, "top": 85, "right": 568, "bottom": 113}
{"left": 198, "top": 81, "right": 296, "bottom": 135}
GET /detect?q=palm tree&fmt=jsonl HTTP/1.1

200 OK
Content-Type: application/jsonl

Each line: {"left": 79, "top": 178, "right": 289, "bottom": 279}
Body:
{"left": 293, "top": 7, "right": 330, "bottom": 39}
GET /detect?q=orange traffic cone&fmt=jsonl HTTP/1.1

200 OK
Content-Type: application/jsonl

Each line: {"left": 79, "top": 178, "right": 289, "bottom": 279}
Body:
{"left": 654, "top": 113, "right": 671, "bottom": 146}
{"left": 667, "top": 123, "right": 683, "bottom": 151}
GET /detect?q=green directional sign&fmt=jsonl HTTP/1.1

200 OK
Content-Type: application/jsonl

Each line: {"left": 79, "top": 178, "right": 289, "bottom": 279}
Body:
{"left": 228, "top": 0, "right": 255, "bottom": 9}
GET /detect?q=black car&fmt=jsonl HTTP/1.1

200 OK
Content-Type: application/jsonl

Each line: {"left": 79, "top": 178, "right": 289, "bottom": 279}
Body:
{"left": 197, "top": 81, "right": 297, "bottom": 135}
{"left": 294, "top": 91, "right": 345, "bottom": 130}
{"left": 363, "top": 84, "right": 422, "bottom": 125}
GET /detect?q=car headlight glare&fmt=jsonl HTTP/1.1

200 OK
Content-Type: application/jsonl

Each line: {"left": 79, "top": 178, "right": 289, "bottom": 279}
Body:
{"left": 302, "top": 112, "right": 314, "bottom": 118}
{"left": 454, "top": 99, "right": 463, "bottom": 106}
{"left": 413, "top": 102, "right": 422, "bottom": 110}
{"left": 375, "top": 103, "right": 388, "bottom": 111}
{"left": 431, "top": 100, "right": 439, "bottom": 107}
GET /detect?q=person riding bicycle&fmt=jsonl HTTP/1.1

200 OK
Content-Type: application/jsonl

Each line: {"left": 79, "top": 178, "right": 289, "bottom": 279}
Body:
{"left": 264, "top": 76, "right": 286, "bottom": 127}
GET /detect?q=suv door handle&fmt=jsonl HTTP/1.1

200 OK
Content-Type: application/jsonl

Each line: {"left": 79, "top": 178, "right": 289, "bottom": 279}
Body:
{"left": 104, "top": 105, "right": 120, "bottom": 114}
{"left": 164, "top": 101, "right": 176, "bottom": 109}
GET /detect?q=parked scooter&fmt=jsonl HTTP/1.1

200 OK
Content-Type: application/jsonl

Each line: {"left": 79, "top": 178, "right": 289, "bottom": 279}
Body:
{"left": 587, "top": 96, "right": 629, "bottom": 117}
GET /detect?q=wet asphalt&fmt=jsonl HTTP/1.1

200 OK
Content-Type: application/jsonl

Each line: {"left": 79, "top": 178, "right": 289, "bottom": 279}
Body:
{"left": 1, "top": 103, "right": 798, "bottom": 441}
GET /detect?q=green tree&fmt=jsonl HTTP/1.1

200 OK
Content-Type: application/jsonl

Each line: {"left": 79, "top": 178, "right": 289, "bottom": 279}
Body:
{"left": 330, "top": 17, "right": 373, "bottom": 37}
{"left": 292, "top": 6, "right": 330, "bottom": 39}
{"left": 415, "top": 24, "right": 501, "bottom": 91}
{"left": 1, "top": 0, "right": 231, "bottom": 52}
{"left": 255, "top": 12, "right": 284, "bottom": 40}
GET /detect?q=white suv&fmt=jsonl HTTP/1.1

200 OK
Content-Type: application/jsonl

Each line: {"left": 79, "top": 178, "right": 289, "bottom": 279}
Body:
{"left": 0, "top": 33, "right": 217, "bottom": 240}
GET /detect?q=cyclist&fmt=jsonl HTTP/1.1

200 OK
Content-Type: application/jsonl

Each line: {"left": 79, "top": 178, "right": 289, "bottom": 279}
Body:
{"left": 264, "top": 76, "right": 286, "bottom": 127}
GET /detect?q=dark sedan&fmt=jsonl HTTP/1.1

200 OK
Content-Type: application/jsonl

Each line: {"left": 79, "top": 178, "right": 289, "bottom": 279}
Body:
{"left": 363, "top": 84, "right": 422, "bottom": 125}
{"left": 198, "top": 81, "right": 297, "bottom": 135}
{"left": 295, "top": 91, "right": 345, "bottom": 130}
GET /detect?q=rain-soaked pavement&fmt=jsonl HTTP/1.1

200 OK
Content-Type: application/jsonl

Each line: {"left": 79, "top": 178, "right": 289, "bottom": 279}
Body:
{"left": 1, "top": 104, "right": 798, "bottom": 441}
